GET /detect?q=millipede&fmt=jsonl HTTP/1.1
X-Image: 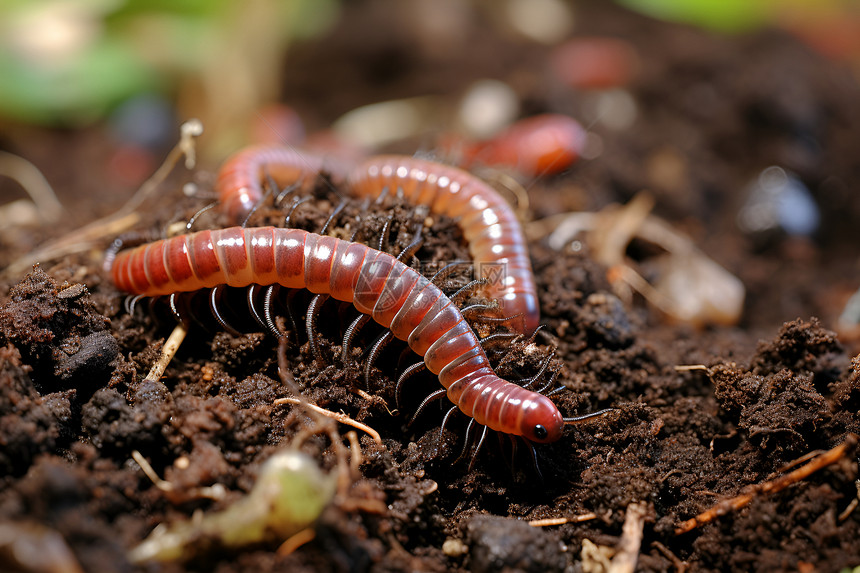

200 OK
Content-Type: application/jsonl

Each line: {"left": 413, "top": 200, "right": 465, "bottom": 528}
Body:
{"left": 110, "top": 226, "right": 580, "bottom": 445}
{"left": 110, "top": 147, "right": 610, "bottom": 466}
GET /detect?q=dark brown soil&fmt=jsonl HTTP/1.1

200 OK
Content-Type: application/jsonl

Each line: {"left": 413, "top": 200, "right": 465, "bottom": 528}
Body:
{"left": 2, "top": 2, "right": 859, "bottom": 572}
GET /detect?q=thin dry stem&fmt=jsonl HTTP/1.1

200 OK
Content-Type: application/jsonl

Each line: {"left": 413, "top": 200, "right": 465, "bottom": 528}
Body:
{"left": 274, "top": 397, "right": 382, "bottom": 445}
{"left": 277, "top": 528, "right": 316, "bottom": 557}
{"left": 346, "top": 431, "right": 363, "bottom": 477}
{"left": 608, "top": 502, "right": 649, "bottom": 573}
{"left": 3, "top": 120, "right": 202, "bottom": 278}
{"left": 131, "top": 450, "right": 226, "bottom": 501}
{"left": 675, "top": 434, "right": 858, "bottom": 535}
{"left": 673, "top": 364, "right": 710, "bottom": 372}
{"left": 0, "top": 151, "right": 64, "bottom": 222}
{"left": 528, "top": 513, "right": 598, "bottom": 527}
{"left": 145, "top": 323, "right": 188, "bottom": 384}
{"left": 131, "top": 451, "right": 174, "bottom": 493}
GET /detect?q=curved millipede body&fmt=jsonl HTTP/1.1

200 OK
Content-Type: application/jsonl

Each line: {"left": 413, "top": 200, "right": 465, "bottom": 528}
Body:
{"left": 348, "top": 156, "right": 539, "bottom": 334}
{"left": 215, "top": 145, "right": 326, "bottom": 223}
{"left": 111, "top": 226, "right": 563, "bottom": 443}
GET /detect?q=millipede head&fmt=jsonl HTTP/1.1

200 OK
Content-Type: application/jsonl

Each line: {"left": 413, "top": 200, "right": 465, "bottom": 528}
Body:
{"left": 520, "top": 395, "right": 565, "bottom": 444}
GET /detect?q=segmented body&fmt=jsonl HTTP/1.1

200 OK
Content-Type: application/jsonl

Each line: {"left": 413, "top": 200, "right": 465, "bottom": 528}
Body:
{"left": 215, "top": 147, "right": 540, "bottom": 333}
{"left": 110, "top": 226, "right": 563, "bottom": 443}
{"left": 215, "top": 145, "right": 325, "bottom": 222}
{"left": 348, "top": 156, "right": 539, "bottom": 334}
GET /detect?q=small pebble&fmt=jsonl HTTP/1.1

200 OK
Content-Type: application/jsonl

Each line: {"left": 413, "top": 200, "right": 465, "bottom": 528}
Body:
{"left": 56, "top": 331, "right": 118, "bottom": 381}
{"left": 503, "top": 0, "right": 573, "bottom": 44}
{"left": 582, "top": 89, "right": 638, "bottom": 131}
{"left": 458, "top": 79, "right": 519, "bottom": 139}
{"left": 738, "top": 166, "right": 820, "bottom": 236}
{"left": 467, "top": 515, "right": 566, "bottom": 573}
{"left": 56, "top": 283, "right": 87, "bottom": 300}
{"left": 442, "top": 537, "right": 468, "bottom": 557}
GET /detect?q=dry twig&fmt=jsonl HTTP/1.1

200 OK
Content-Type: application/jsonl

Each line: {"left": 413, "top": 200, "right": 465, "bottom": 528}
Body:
{"left": 608, "top": 502, "right": 649, "bottom": 573}
{"left": 274, "top": 397, "right": 382, "bottom": 445}
{"left": 4, "top": 120, "right": 203, "bottom": 277}
{"left": 675, "top": 434, "right": 858, "bottom": 535}
{"left": 277, "top": 528, "right": 316, "bottom": 556}
{"left": 131, "top": 450, "right": 226, "bottom": 501}
{"left": 144, "top": 323, "right": 188, "bottom": 384}
{"left": 528, "top": 513, "right": 598, "bottom": 527}
{"left": 0, "top": 151, "right": 64, "bottom": 223}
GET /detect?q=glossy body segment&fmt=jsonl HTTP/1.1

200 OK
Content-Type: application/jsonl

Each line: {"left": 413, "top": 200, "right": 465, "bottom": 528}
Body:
{"left": 111, "top": 226, "right": 562, "bottom": 443}
{"left": 216, "top": 145, "right": 326, "bottom": 223}
{"left": 348, "top": 156, "right": 539, "bottom": 334}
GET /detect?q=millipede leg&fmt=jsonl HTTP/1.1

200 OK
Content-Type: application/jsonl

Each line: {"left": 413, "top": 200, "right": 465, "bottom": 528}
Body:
{"left": 377, "top": 214, "right": 394, "bottom": 251}
{"left": 247, "top": 285, "right": 267, "bottom": 331}
{"left": 319, "top": 198, "right": 347, "bottom": 235}
{"left": 436, "top": 406, "right": 459, "bottom": 455}
{"left": 245, "top": 284, "right": 285, "bottom": 339}
{"left": 526, "top": 440, "right": 545, "bottom": 484}
{"left": 429, "top": 261, "right": 471, "bottom": 287}
{"left": 342, "top": 314, "right": 371, "bottom": 366}
{"left": 274, "top": 180, "right": 302, "bottom": 206}
{"left": 508, "top": 434, "right": 519, "bottom": 474}
{"left": 209, "top": 286, "right": 242, "bottom": 336}
{"left": 306, "top": 294, "right": 328, "bottom": 362}
{"left": 455, "top": 419, "right": 477, "bottom": 465}
{"left": 408, "top": 389, "right": 446, "bottom": 427}
{"left": 185, "top": 201, "right": 218, "bottom": 232}
{"left": 516, "top": 354, "right": 554, "bottom": 390}
{"left": 468, "top": 425, "right": 490, "bottom": 471}
{"left": 125, "top": 294, "right": 145, "bottom": 315}
{"left": 364, "top": 330, "right": 394, "bottom": 388}
{"left": 284, "top": 196, "right": 311, "bottom": 228}
{"left": 261, "top": 285, "right": 283, "bottom": 338}
{"left": 168, "top": 293, "right": 183, "bottom": 324}
{"left": 395, "top": 361, "right": 426, "bottom": 409}
{"left": 535, "top": 369, "right": 561, "bottom": 394}
{"left": 459, "top": 303, "right": 499, "bottom": 316}
{"left": 373, "top": 185, "right": 390, "bottom": 205}
{"left": 449, "top": 278, "right": 488, "bottom": 305}
{"left": 396, "top": 229, "right": 423, "bottom": 263}
{"left": 478, "top": 331, "right": 519, "bottom": 350}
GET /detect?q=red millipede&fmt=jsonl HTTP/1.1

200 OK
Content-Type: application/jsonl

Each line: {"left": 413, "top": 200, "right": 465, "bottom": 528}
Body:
{"left": 216, "top": 149, "right": 540, "bottom": 334}
{"left": 110, "top": 226, "right": 564, "bottom": 443}
{"left": 348, "top": 156, "right": 540, "bottom": 334}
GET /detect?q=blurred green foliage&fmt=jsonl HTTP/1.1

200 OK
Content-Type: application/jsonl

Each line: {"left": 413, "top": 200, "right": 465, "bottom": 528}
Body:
{"left": 615, "top": 0, "right": 769, "bottom": 31}
{"left": 615, "top": 0, "right": 857, "bottom": 33}
{"left": 0, "top": 0, "right": 338, "bottom": 125}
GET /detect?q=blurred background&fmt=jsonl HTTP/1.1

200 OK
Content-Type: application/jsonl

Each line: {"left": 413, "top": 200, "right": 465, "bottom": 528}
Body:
{"left": 1, "top": 0, "right": 860, "bottom": 333}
